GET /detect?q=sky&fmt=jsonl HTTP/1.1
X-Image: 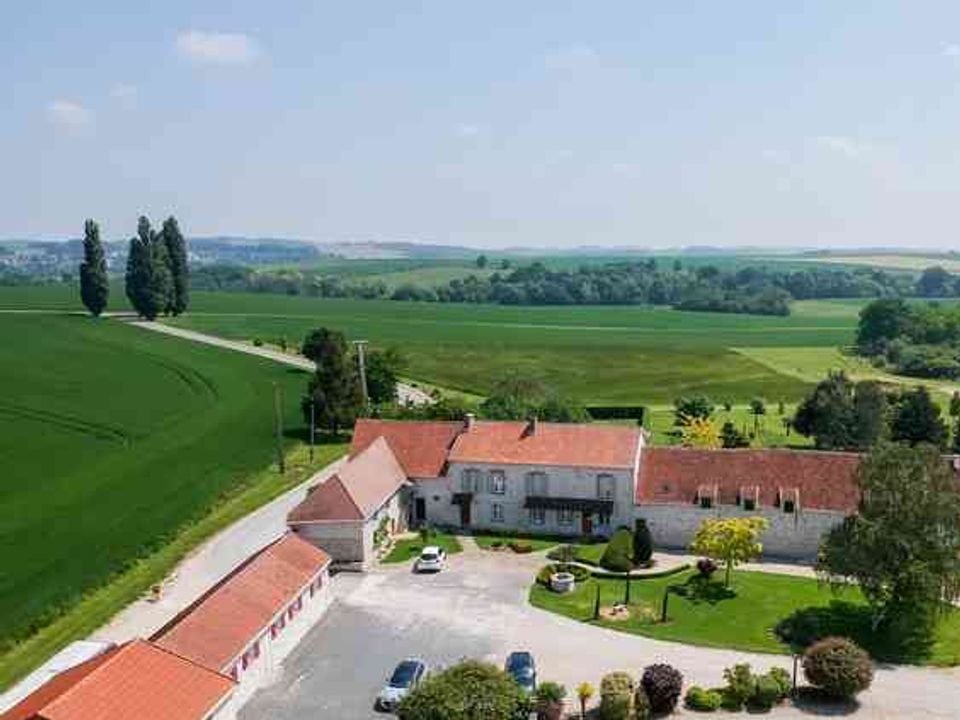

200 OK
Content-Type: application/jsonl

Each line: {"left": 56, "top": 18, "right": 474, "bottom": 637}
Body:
{"left": 5, "top": 1, "right": 960, "bottom": 250}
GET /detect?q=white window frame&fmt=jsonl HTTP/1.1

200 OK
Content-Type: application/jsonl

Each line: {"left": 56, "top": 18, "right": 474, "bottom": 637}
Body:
{"left": 529, "top": 507, "right": 545, "bottom": 526}
{"left": 490, "top": 470, "right": 506, "bottom": 495}
{"left": 491, "top": 502, "right": 504, "bottom": 523}
{"left": 557, "top": 507, "right": 574, "bottom": 526}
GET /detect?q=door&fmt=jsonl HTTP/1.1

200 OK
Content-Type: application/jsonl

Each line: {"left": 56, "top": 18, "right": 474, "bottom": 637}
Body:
{"left": 459, "top": 499, "right": 471, "bottom": 527}
{"left": 581, "top": 512, "right": 593, "bottom": 536}
{"left": 415, "top": 498, "right": 426, "bottom": 524}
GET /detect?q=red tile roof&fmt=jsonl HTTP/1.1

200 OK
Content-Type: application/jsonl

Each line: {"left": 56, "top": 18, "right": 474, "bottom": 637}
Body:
{"left": 351, "top": 419, "right": 462, "bottom": 477}
{"left": 636, "top": 447, "right": 862, "bottom": 512}
{"left": 1, "top": 640, "right": 234, "bottom": 720}
{"left": 448, "top": 421, "right": 641, "bottom": 469}
{"left": 288, "top": 437, "right": 408, "bottom": 522}
{"left": 152, "top": 534, "right": 329, "bottom": 672}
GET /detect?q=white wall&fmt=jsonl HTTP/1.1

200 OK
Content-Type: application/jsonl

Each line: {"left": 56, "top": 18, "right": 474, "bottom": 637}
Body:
{"left": 638, "top": 504, "right": 845, "bottom": 560}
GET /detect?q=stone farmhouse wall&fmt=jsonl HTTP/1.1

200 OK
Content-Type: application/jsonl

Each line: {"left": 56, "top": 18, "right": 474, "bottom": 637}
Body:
{"left": 638, "top": 503, "right": 846, "bottom": 560}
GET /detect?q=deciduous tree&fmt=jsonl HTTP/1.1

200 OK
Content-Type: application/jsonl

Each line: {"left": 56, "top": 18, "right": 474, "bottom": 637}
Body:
{"left": 300, "top": 328, "right": 363, "bottom": 435}
{"left": 689, "top": 517, "right": 769, "bottom": 587}
{"left": 720, "top": 421, "right": 749, "bottom": 448}
{"left": 680, "top": 416, "right": 720, "bottom": 448}
{"left": 79, "top": 219, "right": 109, "bottom": 316}
{"left": 125, "top": 216, "right": 172, "bottom": 320}
{"left": 890, "top": 386, "right": 947, "bottom": 448}
{"left": 673, "top": 396, "right": 713, "bottom": 426}
{"left": 161, "top": 216, "right": 189, "bottom": 315}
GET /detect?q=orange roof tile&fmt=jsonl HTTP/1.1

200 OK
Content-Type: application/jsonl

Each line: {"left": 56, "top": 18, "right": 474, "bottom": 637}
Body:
{"left": 351, "top": 419, "right": 462, "bottom": 477}
{"left": 636, "top": 447, "right": 862, "bottom": 512}
{"left": 152, "top": 534, "right": 329, "bottom": 671}
{"left": 2, "top": 640, "right": 234, "bottom": 720}
{"left": 448, "top": 421, "right": 641, "bottom": 469}
{"left": 289, "top": 436, "right": 408, "bottom": 522}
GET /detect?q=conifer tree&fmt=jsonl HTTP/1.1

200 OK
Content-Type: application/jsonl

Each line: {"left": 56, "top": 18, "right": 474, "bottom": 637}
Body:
{"left": 161, "top": 216, "right": 189, "bottom": 315}
{"left": 79, "top": 219, "right": 109, "bottom": 316}
{"left": 300, "top": 328, "right": 363, "bottom": 435}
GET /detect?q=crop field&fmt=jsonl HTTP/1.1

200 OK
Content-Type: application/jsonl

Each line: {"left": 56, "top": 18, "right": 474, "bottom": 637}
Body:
{"left": 0, "top": 313, "right": 317, "bottom": 657}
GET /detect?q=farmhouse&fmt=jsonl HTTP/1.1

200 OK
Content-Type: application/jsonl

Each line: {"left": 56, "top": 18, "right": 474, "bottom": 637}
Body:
{"left": 289, "top": 416, "right": 863, "bottom": 561}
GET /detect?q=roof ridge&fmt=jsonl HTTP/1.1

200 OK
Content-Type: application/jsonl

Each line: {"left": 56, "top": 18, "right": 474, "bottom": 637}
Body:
{"left": 142, "top": 639, "right": 236, "bottom": 683}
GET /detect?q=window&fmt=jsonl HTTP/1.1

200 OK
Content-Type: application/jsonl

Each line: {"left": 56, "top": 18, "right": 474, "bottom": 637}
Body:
{"left": 251, "top": 640, "right": 260, "bottom": 660}
{"left": 529, "top": 507, "right": 545, "bottom": 526}
{"left": 597, "top": 512, "right": 611, "bottom": 527}
{"left": 491, "top": 502, "right": 504, "bottom": 523}
{"left": 558, "top": 508, "right": 574, "bottom": 526}
{"left": 596, "top": 474, "right": 616, "bottom": 500}
{"left": 490, "top": 470, "right": 506, "bottom": 495}
{"left": 525, "top": 471, "right": 548, "bottom": 496}
{"left": 230, "top": 666, "right": 239, "bottom": 681}
{"left": 699, "top": 496, "right": 713, "bottom": 509}
{"left": 461, "top": 468, "right": 480, "bottom": 493}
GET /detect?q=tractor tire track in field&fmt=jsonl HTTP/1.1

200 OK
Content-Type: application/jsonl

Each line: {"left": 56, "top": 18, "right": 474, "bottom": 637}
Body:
{"left": 0, "top": 403, "right": 131, "bottom": 446}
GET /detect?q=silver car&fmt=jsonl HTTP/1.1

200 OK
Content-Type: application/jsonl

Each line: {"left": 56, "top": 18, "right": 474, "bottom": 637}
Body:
{"left": 414, "top": 545, "right": 446, "bottom": 572}
{"left": 376, "top": 658, "right": 428, "bottom": 713}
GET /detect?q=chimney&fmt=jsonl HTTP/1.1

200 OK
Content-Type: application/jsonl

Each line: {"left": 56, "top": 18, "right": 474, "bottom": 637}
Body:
{"left": 525, "top": 415, "right": 539, "bottom": 436}
{"left": 464, "top": 413, "right": 475, "bottom": 432}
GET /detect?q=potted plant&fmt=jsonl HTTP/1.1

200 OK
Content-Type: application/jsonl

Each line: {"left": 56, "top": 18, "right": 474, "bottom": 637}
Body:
{"left": 535, "top": 681, "right": 566, "bottom": 720}
{"left": 576, "top": 681, "right": 594, "bottom": 719}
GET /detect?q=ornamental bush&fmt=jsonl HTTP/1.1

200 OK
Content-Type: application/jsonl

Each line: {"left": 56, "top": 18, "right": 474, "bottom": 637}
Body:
{"left": 598, "top": 671, "right": 635, "bottom": 720}
{"left": 397, "top": 660, "right": 528, "bottom": 720}
{"left": 696, "top": 558, "right": 718, "bottom": 578}
{"left": 749, "top": 675, "right": 781, "bottom": 711}
{"left": 633, "top": 518, "right": 653, "bottom": 564}
{"left": 684, "top": 686, "right": 722, "bottom": 712}
{"left": 721, "top": 663, "right": 754, "bottom": 710}
{"left": 803, "top": 637, "right": 874, "bottom": 699}
{"left": 633, "top": 685, "right": 652, "bottom": 720}
{"left": 767, "top": 667, "right": 792, "bottom": 699}
{"left": 640, "top": 663, "right": 683, "bottom": 715}
{"left": 600, "top": 527, "right": 634, "bottom": 572}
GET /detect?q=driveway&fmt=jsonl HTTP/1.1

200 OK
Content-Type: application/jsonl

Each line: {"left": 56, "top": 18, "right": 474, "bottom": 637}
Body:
{"left": 240, "top": 543, "right": 959, "bottom": 719}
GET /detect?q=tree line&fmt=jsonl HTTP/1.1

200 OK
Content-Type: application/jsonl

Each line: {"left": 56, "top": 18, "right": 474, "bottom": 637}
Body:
{"left": 78, "top": 215, "right": 189, "bottom": 319}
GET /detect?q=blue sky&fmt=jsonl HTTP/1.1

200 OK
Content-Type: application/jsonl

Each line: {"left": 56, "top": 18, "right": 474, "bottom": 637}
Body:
{"left": 5, "top": 1, "right": 960, "bottom": 249}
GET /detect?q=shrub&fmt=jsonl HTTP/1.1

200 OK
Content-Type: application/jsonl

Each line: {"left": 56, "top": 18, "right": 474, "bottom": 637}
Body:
{"left": 767, "top": 667, "right": 792, "bottom": 699}
{"left": 684, "top": 686, "right": 722, "bottom": 712}
{"left": 491, "top": 539, "right": 503, "bottom": 548}
{"left": 396, "top": 660, "right": 527, "bottom": 720}
{"left": 252, "top": 337, "right": 263, "bottom": 347}
{"left": 640, "top": 663, "right": 683, "bottom": 715}
{"left": 721, "top": 663, "right": 754, "bottom": 709}
{"left": 535, "top": 680, "right": 566, "bottom": 717}
{"left": 600, "top": 527, "right": 634, "bottom": 572}
{"left": 749, "top": 675, "right": 781, "bottom": 711}
{"left": 598, "top": 671, "right": 635, "bottom": 720}
{"left": 803, "top": 637, "right": 874, "bottom": 699}
{"left": 633, "top": 518, "right": 653, "bottom": 564}
{"left": 696, "top": 558, "right": 717, "bottom": 578}
{"left": 510, "top": 540, "right": 533, "bottom": 554}
{"left": 633, "top": 685, "right": 652, "bottom": 720}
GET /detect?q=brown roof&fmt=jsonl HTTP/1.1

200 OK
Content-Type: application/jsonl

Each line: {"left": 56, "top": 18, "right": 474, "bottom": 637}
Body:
{"left": 1, "top": 640, "right": 234, "bottom": 720}
{"left": 636, "top": 447, "right": 862, "bottom": 512}
{"left": 448, "top": 421, "right": 641, "bottom": 469}
{"left": 152, "top": 534, "right": 329, "bottom": 671}
{"left": 288, "top": 437, "right": 408, "bottom": 523}
{"left": 351, "top": 419, "right": 462, "bottom": 477}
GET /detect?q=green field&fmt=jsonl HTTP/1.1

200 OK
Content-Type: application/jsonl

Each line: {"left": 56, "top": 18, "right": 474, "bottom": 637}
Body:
{"left": 0, "top": 312, "right": 326, "bottom": 658}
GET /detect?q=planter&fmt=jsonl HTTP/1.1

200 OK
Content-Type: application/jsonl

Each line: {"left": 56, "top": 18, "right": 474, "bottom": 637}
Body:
{"left": 550, "top": 572, "right": 576, "bottom": 593}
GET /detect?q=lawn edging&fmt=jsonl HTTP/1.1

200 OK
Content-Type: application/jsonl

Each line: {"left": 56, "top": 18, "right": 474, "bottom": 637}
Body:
{"left": 590, "top": 563, "right": 691, "bottom": 580}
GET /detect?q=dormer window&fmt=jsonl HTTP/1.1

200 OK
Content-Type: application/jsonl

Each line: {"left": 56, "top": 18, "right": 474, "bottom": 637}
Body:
{"left": 696, "top": 483, "right": 718, "bottom": 510}
{"left": 778, "top": 487, "right": 800, "bottom": 514}
{"left": 738, "top": 485, "right": 759, "bottom": 511}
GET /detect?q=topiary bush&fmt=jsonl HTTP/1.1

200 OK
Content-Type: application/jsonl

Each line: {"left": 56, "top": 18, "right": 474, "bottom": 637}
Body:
{"left": 749, "top": 674, "right": 781, "bottom": 711}
{"left": 633, "top": 518, "right": 653, "bottom": 564}
{"left": 684, "top": 686, "right": 722, "bottom": 712}
{"left": 803, "top": 637, "right": 874, "bottom": 699}
{"left": 600, "top": 527, "right": 635, "bottom": 572}
{"left": 640, "top": 663, "right": 683, "bottom": 715}
{"left": 633, "top": 685, "right": 652, "bottom": 720}
{"left": 598, "top": 671, "right": 635, "bottom": 720}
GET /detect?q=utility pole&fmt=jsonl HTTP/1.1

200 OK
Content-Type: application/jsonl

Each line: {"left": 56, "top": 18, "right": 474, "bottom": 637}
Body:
{"left": 309, "top": 401, "right": 316, "bottom": 462}
{"left": 353, "top": 339, "right": 369, "bottom": 410}
{"left": 273, "top": 382, "right": 285, "bottom": 474}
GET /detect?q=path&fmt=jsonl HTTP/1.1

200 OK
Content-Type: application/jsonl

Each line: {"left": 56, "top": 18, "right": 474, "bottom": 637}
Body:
{"left": 125, "top": 320, "right": 434, "bottom": 405}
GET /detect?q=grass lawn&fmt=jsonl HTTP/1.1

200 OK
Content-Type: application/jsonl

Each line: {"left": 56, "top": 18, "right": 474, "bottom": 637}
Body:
{"left": 381, "top": 533, "right": 464, "bottom": 564}
{"left": 529, "top": 569, "right": 960, "bottom": 666}
{"left": 473, "top": 532, "right": 561, "bottom": 552}
{"left": 0, "top": 312, "right": 345, "bottom": 685}
{"left": 547, "top": 542, "right": 609, "bottom": 565}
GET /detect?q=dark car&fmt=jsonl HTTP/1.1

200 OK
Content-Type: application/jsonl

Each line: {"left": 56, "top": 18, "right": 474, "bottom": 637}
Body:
{"left": 376, "top": 658, "right": 428, "bottom": 712}
{"left": 505, "top": 651, "right": 537, "bottom": 694}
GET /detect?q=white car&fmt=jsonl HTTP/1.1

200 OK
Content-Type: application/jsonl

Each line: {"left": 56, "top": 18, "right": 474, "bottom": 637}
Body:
{"left": 414, "top": 545, "right": 446, "bottom": 572}
{"left": 376, "top": 658, "right": 428, "bottom": 712}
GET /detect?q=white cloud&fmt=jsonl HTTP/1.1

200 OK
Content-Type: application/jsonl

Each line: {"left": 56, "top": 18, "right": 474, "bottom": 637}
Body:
{"left": 176, "top": 30, "right": 259, "bottom": 65}
{"left": 110, "top": 83, "right": 138, "bottom": 109}
{"left": 47, "top": 100, "right": 93, "bottom": 129}
{"left": 813, "top": 135, "right": 870, "bottom": 158}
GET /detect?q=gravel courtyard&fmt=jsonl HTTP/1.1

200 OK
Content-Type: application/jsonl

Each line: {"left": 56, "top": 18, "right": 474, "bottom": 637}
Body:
{"left": 240, "top": 542, "right": 960, "bottom": 719}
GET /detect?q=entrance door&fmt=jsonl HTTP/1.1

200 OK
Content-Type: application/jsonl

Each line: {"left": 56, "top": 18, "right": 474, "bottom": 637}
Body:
{"left": 581, "top": 512, "right": 593, "bottom": 536}
{"left": 415, "top": 498, "right": 426, "bottom": 524}
{"left": 459, "top": 499, "right": 472, "bottom": 527}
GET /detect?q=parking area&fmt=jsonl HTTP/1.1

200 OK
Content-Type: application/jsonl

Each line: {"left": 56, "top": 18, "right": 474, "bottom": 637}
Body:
{"left": 240, "top": 543, "right": 960, "bottom": 720}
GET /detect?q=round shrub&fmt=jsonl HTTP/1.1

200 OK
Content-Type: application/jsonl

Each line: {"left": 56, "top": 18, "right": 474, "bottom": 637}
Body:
{"left": 803, "top": 637, "right": 873, "bottom": 699}
{"left": 633, "top": 685, "right": 652, "bottom": 720}
{"left": 748, "top": 675, "right": 781, "bottom": 711}
{"left": 640, "top": 663, "right": 683, "bottom": 715}
{"left": 598, "top": 671, "right": 635, "bottom": 720}
{"left": 396, "top": 660, "right": 527, "bottom": 720}
{"left": 600, "top": 527, "right": 635, "bottom": 572}
{"left": 685, "top": 686, "right": 722, "bottom": 712}
{"left": 721, "top": 664, "right": 754, "bottom": 710}
{"left": 767, "top": 667, "right": 792, "bottom": 699}
{"left": 696, "top": 557, "right": 717, "bottom": 578}
{"left": 510, "top": 540, "right": 533, "bottom": 554}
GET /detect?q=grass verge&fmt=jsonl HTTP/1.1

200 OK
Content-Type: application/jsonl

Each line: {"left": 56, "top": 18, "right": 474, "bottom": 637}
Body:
{"left": 473, "top": 531, "right": 563, "bottom": 553}
{"left": 381, "top": 533, "right": 464, "bottom": 564}
{"left": 0, "top": 441, "right": 346, "bottom": 691}
{"left": 529, "top": 569, "right": 960, "bottom": 666}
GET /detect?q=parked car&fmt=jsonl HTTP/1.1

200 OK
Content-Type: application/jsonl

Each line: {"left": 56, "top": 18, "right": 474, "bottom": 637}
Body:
{"left": 415, "top": 545, "right": 446, "bottom": 572}
{"left": 376, "top": 658, "right": 428, "bottom": 712}
{"left": 505, "top": 651, "right": 537, "bottom": 694}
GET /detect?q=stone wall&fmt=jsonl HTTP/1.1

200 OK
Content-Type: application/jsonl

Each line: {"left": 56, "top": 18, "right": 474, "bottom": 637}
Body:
{"left": 293, "top": 521, "right": 365, "bottom": 564}
{"left": 637, "top": 503, "right": 846, "bottom": 560}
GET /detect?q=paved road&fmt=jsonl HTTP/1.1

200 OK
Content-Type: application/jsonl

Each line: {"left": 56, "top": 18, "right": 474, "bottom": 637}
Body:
{"left": 240, "top": 542, "right": 959, "bottom": 720}
{"left": 89, "top": 456, "right": 346, "bottom": 645}
{"left": 125, "top": 320, "right": 434, "bottom": 406}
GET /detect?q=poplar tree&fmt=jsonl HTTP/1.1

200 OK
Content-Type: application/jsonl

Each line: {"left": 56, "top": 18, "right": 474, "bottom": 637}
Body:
{"left": 79, "top": 219, "right": 109, "bottom": 316}
{"left": 161, "top": 216, "right": 189, "bottom": 315}
{"left": 125, "top": 216, "right": 172, "bottom": 320}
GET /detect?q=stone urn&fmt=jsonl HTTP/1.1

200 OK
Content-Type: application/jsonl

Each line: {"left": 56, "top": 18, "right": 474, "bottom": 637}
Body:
{"left": 550, "top": 571, "right": 575, "bottom": 593}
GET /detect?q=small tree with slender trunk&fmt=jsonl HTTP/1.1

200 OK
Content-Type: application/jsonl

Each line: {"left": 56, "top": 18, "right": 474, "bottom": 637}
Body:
{"left": 690, "top": 517, "right": 769, "bottom": 587}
